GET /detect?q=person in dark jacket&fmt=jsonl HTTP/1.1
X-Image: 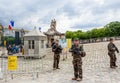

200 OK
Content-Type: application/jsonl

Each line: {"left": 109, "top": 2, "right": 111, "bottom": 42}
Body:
{"left": 108, "top": 38, "right": 119, "bottom": 68}
{"left": 52, "top": 40, "right": 63, "bottom": 70}
{"left": 7, "top": 45, "right": 11, "bottom": 54}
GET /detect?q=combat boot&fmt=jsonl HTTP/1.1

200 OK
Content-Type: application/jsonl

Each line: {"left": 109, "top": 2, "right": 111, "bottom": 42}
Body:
{"left": 72, "top": 78, "right": 77, "bottom": 80}
{"left": 76, "top": 78, "right": 82, "bottom": 81}
{"left": 56, "top": 68, "right": 60, "bottom": 69}
{"left": 114, "top": 65, "right": 118, "bottom": 67}
{"left": 110, "top": 66, "right": 115, "bottom": 69}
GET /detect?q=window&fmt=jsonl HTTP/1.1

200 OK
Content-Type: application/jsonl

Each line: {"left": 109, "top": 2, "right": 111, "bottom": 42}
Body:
{"left": 28, "top": 40, "right": 35, "bottom": 49}
{"left": 28, "top": 40, "right": 31, "bottom": 49}
{"left": 32, "top": 40, "right": 34, "bottom": 49}
{"left": 41, "top": 40, "right": 44, "bottom": 48}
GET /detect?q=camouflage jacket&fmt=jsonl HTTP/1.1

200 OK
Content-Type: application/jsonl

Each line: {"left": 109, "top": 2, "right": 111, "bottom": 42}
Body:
{"left": 52, "top": 44, "right": 63, "bottom": 54}
{"left": 69, "top": 44, "right": 84, "bottom": 60}
{"left": 108, "top": 42, "right": 119, "bottom": 53}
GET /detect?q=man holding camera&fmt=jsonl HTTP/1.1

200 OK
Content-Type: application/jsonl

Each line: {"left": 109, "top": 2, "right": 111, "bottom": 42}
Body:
{"left": 52, "top": 40, "right": 63, "bottom": 70}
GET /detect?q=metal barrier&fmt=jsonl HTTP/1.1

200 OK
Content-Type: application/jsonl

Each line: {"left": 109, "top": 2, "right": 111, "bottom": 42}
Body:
{"left": 0, "top": 54, "right": 44, "bottom": 82}
{"left": 0, "top": 48, "right": 67, "bottom": 82}
{"left": 0, "top": 48, "right": 52, "bottom": 82}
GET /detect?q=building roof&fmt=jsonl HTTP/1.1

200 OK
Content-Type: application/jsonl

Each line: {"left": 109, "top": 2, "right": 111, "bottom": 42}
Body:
{"left": 24, "top": 28, "right": 46, "bottom": 37}
{"left": 44, "top": 30, "right": 61, "bottom": 35}
{"left": 44, "top": 28, "right": 64, "bottom": 36}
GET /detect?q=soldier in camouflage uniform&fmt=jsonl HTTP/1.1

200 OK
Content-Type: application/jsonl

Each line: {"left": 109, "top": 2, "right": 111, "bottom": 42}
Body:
{"left": 52, "top": 40, "right": 63, "bottom": 70}
{"left": 69, "top": 38, "right": 86, "bottom": 81}
{"left": 108, "top": 38, "right": 119, "bottom": 68}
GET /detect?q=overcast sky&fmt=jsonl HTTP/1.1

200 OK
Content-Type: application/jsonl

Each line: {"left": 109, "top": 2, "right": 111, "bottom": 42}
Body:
{"left": 0, "top": 0, "right": 120, "bottom": 32}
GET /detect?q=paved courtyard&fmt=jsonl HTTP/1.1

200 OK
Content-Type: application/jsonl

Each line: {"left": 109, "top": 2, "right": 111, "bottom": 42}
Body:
{"left": 0, "top": 41, "right": 120, "bottom": 83}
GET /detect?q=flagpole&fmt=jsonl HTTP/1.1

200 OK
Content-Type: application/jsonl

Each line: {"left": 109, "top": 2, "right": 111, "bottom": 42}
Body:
{"left": 9, "top": 28, "right": 10, "bottom": 46}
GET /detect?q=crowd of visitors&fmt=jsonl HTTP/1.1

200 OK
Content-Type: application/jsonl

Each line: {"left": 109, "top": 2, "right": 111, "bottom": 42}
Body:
{"left": 6, "top": 44, "right": 23, "bottom": 54}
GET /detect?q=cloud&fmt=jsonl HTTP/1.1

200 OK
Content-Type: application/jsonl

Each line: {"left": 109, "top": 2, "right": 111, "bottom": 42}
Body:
{"left": 0, "top": 0, "right": 120, "bottom": 32}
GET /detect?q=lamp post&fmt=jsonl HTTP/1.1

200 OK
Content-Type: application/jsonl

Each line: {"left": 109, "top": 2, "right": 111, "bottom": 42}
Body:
{"left": 0, "top": 24, "right": 4, "bottom": 46}
{"left": 20, "top": 28, "right": 25, "bottom": 45}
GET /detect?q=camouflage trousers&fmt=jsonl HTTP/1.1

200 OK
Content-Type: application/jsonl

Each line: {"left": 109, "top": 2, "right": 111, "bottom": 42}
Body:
{"left": 108, "top": 52, "right": 117, "bottom": 67}
{"left": 53, "top": 53, "right": 60, "bottom": 68}
{"left": 73, "top": 59, "right": 82, "bottom": 79}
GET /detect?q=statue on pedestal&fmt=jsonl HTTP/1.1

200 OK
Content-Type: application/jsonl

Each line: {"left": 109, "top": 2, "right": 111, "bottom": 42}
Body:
{"left": 50, "top": 19, "right": 56, "bottom": 30}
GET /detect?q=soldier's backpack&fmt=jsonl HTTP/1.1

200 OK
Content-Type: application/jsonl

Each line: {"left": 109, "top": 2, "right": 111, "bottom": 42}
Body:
{"left": 81, "top": 51, "right": 86, "bottom": 57}
{"left": 79, "top": 45, "right": 86, "bottom": 57}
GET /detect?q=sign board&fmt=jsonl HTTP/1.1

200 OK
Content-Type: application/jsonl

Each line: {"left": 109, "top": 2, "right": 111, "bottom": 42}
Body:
{"left": 67, "top": 39, "right": 72, "bottom": 48}
{"left": 4, "top": 40, "right": 6, "bottom": 46}
{"left": 59, "top": 38, "right": 67, "bottom": 48}
{"left": 8, "top": 56, "right": 17, "bottom": 71}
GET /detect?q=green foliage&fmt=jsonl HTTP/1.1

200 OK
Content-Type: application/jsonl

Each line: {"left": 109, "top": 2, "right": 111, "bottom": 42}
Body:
{"left": 104, "top": 21, "right": 120, "bottom": 37}
{"left": 66, "top": 31, "right": 74, "bottom": 39}
{"left": 65, "top": 21, "right": 120, "bottom": 39}
{"left": 3, "top": 36, "right": 15, "bottom": 44}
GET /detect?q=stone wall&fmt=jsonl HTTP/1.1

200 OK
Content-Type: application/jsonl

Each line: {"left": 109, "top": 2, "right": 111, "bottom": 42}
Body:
{"left": 80, "top": 36, "right": 120, "bottom": 44}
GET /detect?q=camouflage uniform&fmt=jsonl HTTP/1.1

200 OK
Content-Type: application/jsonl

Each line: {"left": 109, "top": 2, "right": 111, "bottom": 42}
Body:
{"left": 108, "top": 42, "right": 119, "bottom": 68}
{"left": 53, "top": 53, "right": 60, "bottom": 68}
{"left": 52, "top": 44, "right": 62, "bottom": 69}
{"left": 70, "top": 44, "right": 85, "bottom": 79}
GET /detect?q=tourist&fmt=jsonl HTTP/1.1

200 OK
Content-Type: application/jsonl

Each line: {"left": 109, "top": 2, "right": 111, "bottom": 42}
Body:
{"left": 12, "top": 44, "right": 16, "bottom": 53}
{"left": 19, "top": 44, "right": 23, "bottom": 52}
{"left": 7, "top": 45, "right": 11, "bottom": 54}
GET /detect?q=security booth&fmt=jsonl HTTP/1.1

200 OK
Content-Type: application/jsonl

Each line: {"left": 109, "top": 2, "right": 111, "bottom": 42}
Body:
{"left": 24, "top": 28, "right": 47, "bottom": 58}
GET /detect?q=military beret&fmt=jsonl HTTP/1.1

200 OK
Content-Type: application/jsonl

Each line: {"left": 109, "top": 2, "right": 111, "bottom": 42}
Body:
{"left": 110, "top": 38, "right": 114, "bottom": 41}
{"left": 74, "top": 38, "right": 79, "bottom": 41}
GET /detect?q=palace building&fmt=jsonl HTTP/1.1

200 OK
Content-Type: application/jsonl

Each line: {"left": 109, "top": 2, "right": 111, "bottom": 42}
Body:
{"left": 44, "top": 19, "right": 65, "bottom": 47}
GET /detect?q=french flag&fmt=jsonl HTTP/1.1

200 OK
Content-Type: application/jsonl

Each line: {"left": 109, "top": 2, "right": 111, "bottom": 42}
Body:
{"left": 8, "top": 25, "right": 12, "bottom": 30}
{"left": 8, "top": 20, "right": 14, "bottom": 30}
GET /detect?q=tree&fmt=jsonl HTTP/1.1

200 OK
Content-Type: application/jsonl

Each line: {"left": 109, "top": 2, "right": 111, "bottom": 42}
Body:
{"left": 65, "top": 21, "right": 120, "bottom": 39}
{"left": 66, "top": 31, "right": 74, "bottom": 39}
{"left": 104, "top": 21, "right": 120, "bottom": 37}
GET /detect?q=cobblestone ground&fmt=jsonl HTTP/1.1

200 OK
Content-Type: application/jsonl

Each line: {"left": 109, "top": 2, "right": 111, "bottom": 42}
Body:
{"left": 0, "top": 41, "right": 120, "bottom": 83}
